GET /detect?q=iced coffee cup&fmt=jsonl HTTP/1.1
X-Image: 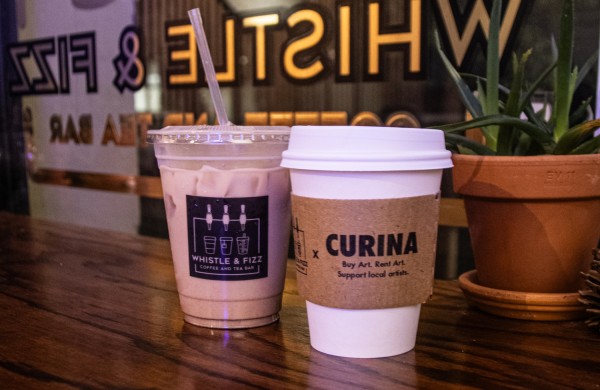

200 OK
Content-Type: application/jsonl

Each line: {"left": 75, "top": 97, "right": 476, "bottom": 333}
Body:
{"left": 148, "top": 125, "right": 291, "bottom": 329}
{"left": 281, "top": 126, "right": 452, "bottom": 358}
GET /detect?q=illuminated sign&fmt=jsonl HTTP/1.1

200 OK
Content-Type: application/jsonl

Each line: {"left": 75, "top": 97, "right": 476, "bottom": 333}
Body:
{"left": 8, "top": 32, "right": 98, "bottom": 95}
{"left": 162, "top": 0, "right": 526, "bottom": 87}
{"left": 8, "top": 0, "right": 528, "bottom": 94}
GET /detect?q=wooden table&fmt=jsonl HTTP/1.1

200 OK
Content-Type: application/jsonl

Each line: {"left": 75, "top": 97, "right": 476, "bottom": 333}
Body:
{"left": 1, "top": 212, "right": 599, "bottom": 389}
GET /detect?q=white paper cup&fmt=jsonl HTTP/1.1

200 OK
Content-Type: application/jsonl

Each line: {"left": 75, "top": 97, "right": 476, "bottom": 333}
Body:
{"left": 148, "top": 126, "right": 291, "bottom": 329}
{"left": 281, "top": 126, "right": 452, "bottom": 358}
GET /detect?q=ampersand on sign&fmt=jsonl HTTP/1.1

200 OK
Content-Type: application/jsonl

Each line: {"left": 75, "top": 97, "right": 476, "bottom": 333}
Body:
{"left": 113, "top": 26, "right": 145, "bottom": 93}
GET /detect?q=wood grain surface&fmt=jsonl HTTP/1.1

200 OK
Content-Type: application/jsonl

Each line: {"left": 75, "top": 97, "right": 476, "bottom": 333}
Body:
{"left": 0, "top": 212, "right": 598, "bottom": 389}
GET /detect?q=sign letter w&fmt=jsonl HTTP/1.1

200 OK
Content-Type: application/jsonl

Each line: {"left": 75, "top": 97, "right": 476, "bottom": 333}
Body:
{"left": 435, "top": 0, "right": 523, "bottom": 67}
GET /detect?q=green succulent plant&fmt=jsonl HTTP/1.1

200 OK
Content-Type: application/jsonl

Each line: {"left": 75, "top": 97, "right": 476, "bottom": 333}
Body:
{"left": 434, "top": 0, "right": 600, "bottom": 156}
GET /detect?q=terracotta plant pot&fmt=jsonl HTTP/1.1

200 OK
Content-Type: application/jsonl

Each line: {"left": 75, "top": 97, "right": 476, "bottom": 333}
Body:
{"left": 453, "top": 154, "right": 600, "bottom": 293}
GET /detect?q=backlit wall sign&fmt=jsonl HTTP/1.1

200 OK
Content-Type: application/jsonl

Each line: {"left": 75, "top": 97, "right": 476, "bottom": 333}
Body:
{"left": 8, "top": 0, "right": 528, "bottom": 94}
{"left": 164, "top": 0, "right": 527, "bottom": 87}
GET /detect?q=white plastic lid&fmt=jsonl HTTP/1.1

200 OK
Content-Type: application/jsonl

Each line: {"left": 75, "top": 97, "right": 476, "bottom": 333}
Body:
{"left": 281, "top": 126, "right": 452, "bottom": 171}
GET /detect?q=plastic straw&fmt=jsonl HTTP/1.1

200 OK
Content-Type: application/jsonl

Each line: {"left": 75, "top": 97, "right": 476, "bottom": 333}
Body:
{"left": 188, "top": 8, "right": 231, "bottom": 125}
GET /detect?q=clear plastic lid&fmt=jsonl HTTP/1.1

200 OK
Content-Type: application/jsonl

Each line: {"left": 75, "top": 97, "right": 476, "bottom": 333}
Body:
{"left": 147, "top": 125, "right": 291, "bottom": 144}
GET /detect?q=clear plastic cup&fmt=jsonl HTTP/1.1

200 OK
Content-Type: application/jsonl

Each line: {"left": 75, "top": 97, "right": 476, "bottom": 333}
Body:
{"left": 148, "top": 125, "right": 291, "bottom": 329}
{"left": 281, "top": 126, "right": 452, "bottom": 358}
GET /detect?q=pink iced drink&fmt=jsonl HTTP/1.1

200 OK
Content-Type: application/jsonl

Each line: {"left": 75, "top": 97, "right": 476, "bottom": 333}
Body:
{"left": 148, "top": 126, "right": 291, "bottom": 329}
{"left": 160, "top": 166, "right": 290, "bottom": 327}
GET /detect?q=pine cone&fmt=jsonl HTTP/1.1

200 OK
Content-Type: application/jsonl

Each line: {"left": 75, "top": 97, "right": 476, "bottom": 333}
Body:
{"left": 579, "top": 248, "right": 600, "bottom": 331}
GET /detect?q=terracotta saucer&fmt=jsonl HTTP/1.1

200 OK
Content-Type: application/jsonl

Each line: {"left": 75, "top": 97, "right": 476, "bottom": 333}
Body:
{"left": 458, "top": 270, "right": 587, "bottom": 321}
